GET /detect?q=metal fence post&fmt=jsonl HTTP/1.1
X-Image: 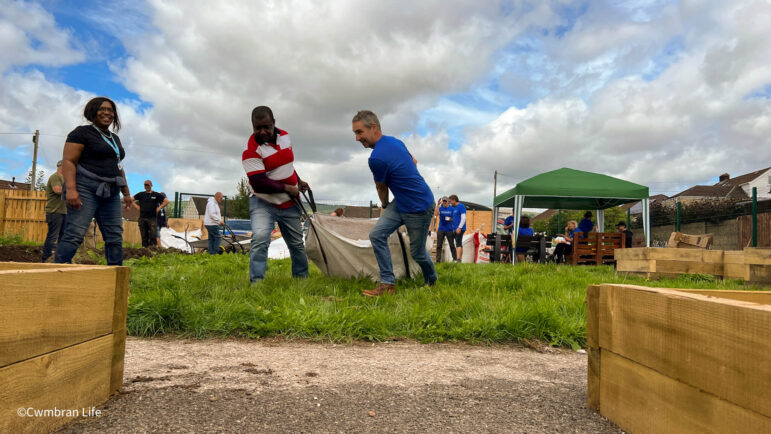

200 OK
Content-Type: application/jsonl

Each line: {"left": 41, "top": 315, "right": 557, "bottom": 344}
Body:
{"left": 369, "top": 200, "right": 373, "bottom": 218}
{"left": 626, "top": 208, "right": 631, "bottom": 228}
{"left": 676, "top": 201, "right": 681, "bottom": 232}
{"left": 752, "top": 187, "right": 757, "bottom": 247}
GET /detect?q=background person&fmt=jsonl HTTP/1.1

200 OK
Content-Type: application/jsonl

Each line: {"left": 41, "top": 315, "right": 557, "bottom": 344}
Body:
{"left": 41, "top": 160, "right": 67, "bottom": 262}
{"left": 242, "top": 106, "right": 309, "bottom": 283}
{"left": 503, "top": 209, "right": 516, "bottom": 235}
{"left": 449, "top": 195, "right": 466, "bottom": 263}
{"left": 133, "top": 180, "right": 168, "bottom": 247}
{"left": 550, "top": 220, "right": 578, "bottom": 264}
{"left": 515, "top": 216, "right": 534, "bottom": 263}
{"left": 617, "top": 221, "right": 633, "bottom": 248}
{"left": 433, "top": 196, "right": 456, "bottom": 263}
{"left": 156, "top": 192, "right": 168, "bottom": 246}
{"left": 353, "top": 110, "right": 437, "bottom": 296}
{"left": 204, "top": 192, "right": 225, "bottom": 255}
{"left": 55, "top": 97, "right": 132, "bottom": 265}
{"left": 578, "top": 211, "right": 594, "bottom": 235}
{"left": 332, "top": 207, "right": 345, "bottom": 217}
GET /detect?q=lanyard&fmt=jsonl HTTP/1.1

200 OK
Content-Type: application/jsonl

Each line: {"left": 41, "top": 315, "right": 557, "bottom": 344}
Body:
{"left": 92, "top": 125, "right": 121, "bottom": 162}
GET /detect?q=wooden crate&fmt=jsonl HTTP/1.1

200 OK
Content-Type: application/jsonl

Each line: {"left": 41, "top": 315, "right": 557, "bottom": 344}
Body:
{"left": 616, "top": 247, "right": 771, "bottom": 284}
{"left": 0, "top": 263, "right": 129, "bottom": 433}
{"left": 587, "top": 284, "right": 771, "bottom": 433}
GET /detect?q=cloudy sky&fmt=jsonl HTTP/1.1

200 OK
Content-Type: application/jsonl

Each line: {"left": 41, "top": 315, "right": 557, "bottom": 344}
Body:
{"left": 1, "top": 0, "right": 769, "bottom": 206}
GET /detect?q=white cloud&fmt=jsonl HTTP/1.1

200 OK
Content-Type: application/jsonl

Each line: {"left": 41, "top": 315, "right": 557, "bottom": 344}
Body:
{"left": 1, "top": 0, "right": 769, "bottom": 207}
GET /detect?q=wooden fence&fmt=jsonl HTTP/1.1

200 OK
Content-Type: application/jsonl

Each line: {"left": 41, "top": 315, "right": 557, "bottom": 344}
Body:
{"left": 0, "top": 190, "right": 47, "bottom": 243}
{"left": 738, "top": 212, "right": 771, "bottom": 248}
{"left": 0, "top": 189, "right": 144, "bottom": 245}
{"left": 432, "top": 210, "right": 493, "bottom": 234}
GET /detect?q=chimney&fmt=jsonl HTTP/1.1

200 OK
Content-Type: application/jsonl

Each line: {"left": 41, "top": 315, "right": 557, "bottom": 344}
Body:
{"left": 719, "top": 173, "right": 730, "bottom": 182}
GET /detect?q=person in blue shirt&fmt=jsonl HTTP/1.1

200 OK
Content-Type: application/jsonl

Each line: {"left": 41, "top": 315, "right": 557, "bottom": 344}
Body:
{"left": 448, "top": 195, "right": 466, "bottom": 262}
{"left": 550, "top": 220, "right": 578, "bottom": 263}
{"left": 503, "top": 210, "right": 516, "bottom": 235}
{"left": 515, "top": 216, "right": 535, "bottom": 262}
{"left": 353, "top": 110, "right": 437, "bottom": 296}
{"left": 578, "top": 211, "right": 594, "bottom": 236}
{"left": 433, "top": 196, "right": 457, "bottom": 263}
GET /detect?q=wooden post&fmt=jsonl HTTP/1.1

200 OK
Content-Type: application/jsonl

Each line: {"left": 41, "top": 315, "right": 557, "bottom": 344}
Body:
{"left": 586, "top": 285, "right": 600, "bottom": 410}
{"left": 0, "top": 192, "right": 5, "bottom": 236}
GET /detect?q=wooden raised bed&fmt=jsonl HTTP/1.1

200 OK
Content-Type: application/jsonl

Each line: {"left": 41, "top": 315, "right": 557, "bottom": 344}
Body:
{"left": 587, "top": 284, "right": 771, "bottom": 433}
{"left": 0, "top": 262, "right": 129, "bottom": 433}
{"left": 616, "top": 247, "right": 771, "bottom": 284}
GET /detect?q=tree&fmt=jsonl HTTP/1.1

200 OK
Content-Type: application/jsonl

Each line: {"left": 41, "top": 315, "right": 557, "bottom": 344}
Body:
{"left": 25, "top": 168, "right": 46, "bottom": 191}
{"left": 532, "top": 207, "right": 629, "bottom": 235}
{"left": 230, "top": 177, "right": 251, "bottom": 219}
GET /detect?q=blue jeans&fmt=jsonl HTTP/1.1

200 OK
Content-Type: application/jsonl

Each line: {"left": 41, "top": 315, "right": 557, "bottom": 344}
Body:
{"left": 205, "top": 225, "right": 222, "bottom": 255}
{"left": 55, "top": 174, "right": 123, "bottom": 265}
{"left": 42, "top": 212, "right": 66, "bottom": 262}
{"left": 369, "top": 205, "right": 437, "bottom": 285}
{"left": 249, "top": 197, "right": 308, "bottom": 282}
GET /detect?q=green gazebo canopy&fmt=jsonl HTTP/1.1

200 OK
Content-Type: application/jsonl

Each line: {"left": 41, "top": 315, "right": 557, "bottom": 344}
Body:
{"left": 494, "top": 167, "right": 649, "bottom": 209}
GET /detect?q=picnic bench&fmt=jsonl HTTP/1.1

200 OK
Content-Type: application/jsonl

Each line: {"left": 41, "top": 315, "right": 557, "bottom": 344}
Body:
{"left": 567, "top": 232, "right": 625, "bottom": 266}
{"left": 484, "top": 233, "right": 552, "bottom": 263}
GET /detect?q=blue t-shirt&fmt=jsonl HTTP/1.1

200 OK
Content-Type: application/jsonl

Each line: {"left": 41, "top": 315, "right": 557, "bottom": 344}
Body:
{"left": 452, "top": 202, "right": 467, "bottom": 231}
{"left": 515, "top": 227, "right": 534, "bottom": 253}
{"left": 578, "top": 218, "right": 594, "bottom": 234}
{"left": 438, "top": 205, "right": 455, "bottom": 231}
{"left": 503, "top": 216, "right": 515, "bottom": 234}
{"left": 369, "top": 135, "right": 434, "bottom": 213}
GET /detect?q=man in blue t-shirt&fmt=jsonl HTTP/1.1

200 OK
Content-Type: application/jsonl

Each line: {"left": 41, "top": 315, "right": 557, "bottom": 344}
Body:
{"left": 353, "top": 110, "right": 437, "bottom": 296}
{"left": 503, "top": 210, "right": 516, "bottom": 235}
{"left": 433, "top": 196, "right": 456, "bottom": 263}
{"left": 448, "top": 195, "right": 466, "bottom": 262}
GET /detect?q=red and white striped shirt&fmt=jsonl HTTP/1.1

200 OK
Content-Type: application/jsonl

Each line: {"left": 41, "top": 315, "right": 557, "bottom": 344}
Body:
{"left": 241, "top": 128, "right": 298, "bottom": 209}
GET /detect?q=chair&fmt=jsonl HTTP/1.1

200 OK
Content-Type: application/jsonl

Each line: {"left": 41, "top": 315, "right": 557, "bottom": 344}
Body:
{"left": 484, "top": 234, "right": 512, "bottom": 263}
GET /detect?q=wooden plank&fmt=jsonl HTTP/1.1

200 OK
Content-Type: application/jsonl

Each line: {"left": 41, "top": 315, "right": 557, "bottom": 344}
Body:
{"left": 655, "top": 259, "right": 723, "bottom": 276}
{"left": 0, "top": 335, "right": 113, "bottom": 434}
{"left": 586, "top": 285, "right": 600, "bottom": 411}
{"left": 676, "top": 289, "right": 771, "bottom": 305}
{"left": 598, "top": 284, "right": 771, "bottom": 417}
{"left": 745, "top": 248, "right": 771, "bottom": 265}
{"left": 0, "top": 268, "right": 117, "bottom": 367}
{"left": 110, "top": 267, "right": 130, "bottom": 394}
{"left": 649, "top": 248, "right": 704, "bottom": 261}
{"left": 599, "top": 350, "right": 771, "bottom": 434}
{"left": 616, "top": 259, "right": 654, "bottom": 273}
{"left": 614, "top": 247, "right": 650, "bottom": 260}
{"left": 0, "top": 262, "right": 87, "bottom": 271}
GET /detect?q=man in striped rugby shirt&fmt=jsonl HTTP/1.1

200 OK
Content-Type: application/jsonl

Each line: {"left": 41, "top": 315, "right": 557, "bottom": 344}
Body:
{"left": 242, "top": 106, "right": 310, "bottom": 283}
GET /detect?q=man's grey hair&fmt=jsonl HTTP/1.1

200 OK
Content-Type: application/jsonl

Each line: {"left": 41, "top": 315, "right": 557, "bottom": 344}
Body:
{"left": 352, "top": 110, "right": 381, "bottom": 131}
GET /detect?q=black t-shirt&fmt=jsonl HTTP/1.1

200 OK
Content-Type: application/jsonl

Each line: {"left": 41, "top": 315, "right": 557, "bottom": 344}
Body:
{"left": 134, "top": 191, "right": 165, "bottom": 219}
{"left": 66, "top": 125, "right": 126, "bottom": 178}
{"left": 622, "top": 229, "right": 633, "bottom": 248}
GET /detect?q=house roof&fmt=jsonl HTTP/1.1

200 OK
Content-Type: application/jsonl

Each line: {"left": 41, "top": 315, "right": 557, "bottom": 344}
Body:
{"left": 620, "top": 194, "right": 668, "bottom": 211}
{"left": 0, "top": 179, "right": 32, "bottom": 190}
{"left": 532, "top": 209, "right": 559, "bottom": 222}
{"left": 670, "top": 166, "right": 770, "bottom": 200}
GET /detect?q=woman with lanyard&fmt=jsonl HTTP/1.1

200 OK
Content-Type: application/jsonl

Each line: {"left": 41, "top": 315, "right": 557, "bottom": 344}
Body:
{"left": 55, "top": 97, "right": 133, "bottom": 265}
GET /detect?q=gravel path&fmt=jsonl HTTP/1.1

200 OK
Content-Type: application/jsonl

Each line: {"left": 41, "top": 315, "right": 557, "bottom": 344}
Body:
{"left": 59, "top": 337, "right": 619, "bottom": 433}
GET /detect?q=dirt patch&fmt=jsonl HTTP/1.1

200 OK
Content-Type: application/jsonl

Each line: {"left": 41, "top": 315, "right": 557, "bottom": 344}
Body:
{"left": 58, "top": 338, "right": 620, "bottom": 433}
{"left": 0, "top": 245, "right": 43, "bottom": 262}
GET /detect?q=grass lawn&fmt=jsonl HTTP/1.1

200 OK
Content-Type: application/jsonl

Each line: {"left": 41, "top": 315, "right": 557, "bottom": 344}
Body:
{"left": 126, "top": 253, "right": 764, "bottom": 348}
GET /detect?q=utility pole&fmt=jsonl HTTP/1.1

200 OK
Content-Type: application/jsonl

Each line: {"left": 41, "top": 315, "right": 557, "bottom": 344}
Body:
{"left": 30, "top": 130, "right": 39, "bottom": 191}
{"left": 492, "top": 170, "right": 498, "bottom": 234}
